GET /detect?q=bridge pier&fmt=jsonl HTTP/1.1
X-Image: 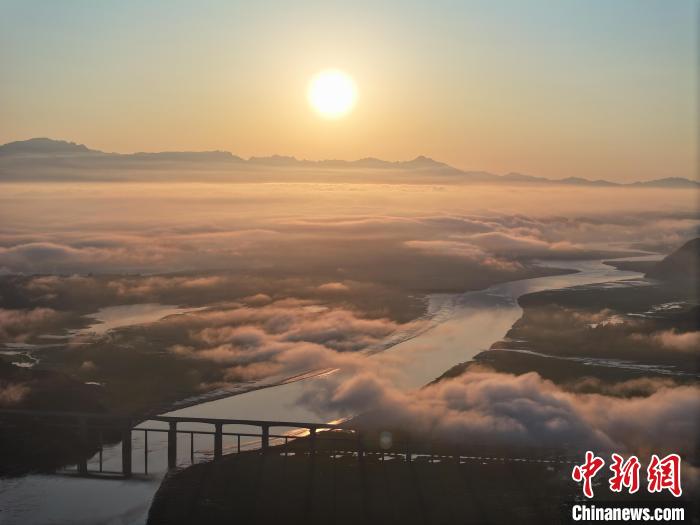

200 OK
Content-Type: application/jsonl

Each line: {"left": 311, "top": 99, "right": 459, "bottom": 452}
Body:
{"left": 122, "top": 428, "right": 132, "bottom": 477}
{"left": 78, "top": 417, "right": 88, "bottom": 475}
{"left": 261, "top": 424, "right": 269, "bottom": 452}
{"left": 168, "top": 421, "right": 177, "bottom": 469}
{"left": 214, "top": 423, "right": 223, "bottom": 459}
{"left": 309, "top": 427, "right": 317, "bottom": 455}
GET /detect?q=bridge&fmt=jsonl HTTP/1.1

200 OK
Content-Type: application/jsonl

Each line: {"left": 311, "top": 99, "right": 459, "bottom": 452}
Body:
{"left": 0, "top": 408, "right": 358, "bottom": 478}
{"left": 0, "top": 408, "right": 573, "bottom": 480}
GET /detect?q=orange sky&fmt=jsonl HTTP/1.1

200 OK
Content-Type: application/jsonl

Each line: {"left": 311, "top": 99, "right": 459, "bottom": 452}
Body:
{"left": 1, "top": 1, "right": 697, "bottom": 182}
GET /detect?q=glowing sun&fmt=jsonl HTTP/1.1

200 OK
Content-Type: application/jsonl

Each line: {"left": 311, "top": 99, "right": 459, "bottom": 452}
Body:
{"left": 308, "top": 69, "right": 357, "bottom": 118}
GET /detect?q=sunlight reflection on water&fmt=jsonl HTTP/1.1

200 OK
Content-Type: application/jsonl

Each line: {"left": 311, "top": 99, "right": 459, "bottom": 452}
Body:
{"left": 74, "top": 303, "right": 205, "bottom": 336}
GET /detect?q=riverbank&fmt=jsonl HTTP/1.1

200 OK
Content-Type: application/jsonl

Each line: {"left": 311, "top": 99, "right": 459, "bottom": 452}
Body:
{"left": 440, "top": 249, "right": 698, "bottom": 388}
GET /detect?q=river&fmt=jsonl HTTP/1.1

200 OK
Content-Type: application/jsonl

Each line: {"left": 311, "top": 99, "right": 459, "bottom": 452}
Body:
{"left": 0, "top": 258, "right": 650, "bottom": 524}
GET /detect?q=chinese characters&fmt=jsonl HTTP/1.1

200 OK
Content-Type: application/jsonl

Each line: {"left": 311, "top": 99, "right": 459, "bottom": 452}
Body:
{"left": 572, "top": 452, "right": 682, "bottom": 498}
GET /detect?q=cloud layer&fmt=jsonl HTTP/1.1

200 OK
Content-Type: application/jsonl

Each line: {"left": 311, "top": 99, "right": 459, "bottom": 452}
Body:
{"left": 1, "top": 183, "right": 697, "bottom": 276}
{"left": 158, "top": 298, "right": 415, "bottom": 381}
{"left": 299, "top": 366, "right": 700, "bottom": 457}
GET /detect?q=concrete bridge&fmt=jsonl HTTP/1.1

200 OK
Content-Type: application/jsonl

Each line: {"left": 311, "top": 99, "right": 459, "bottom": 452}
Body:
{"left": 0, "top": 408, "right": 574, "bottom": 481}
{"left": 0, "top": 408, "right": 346, "bottom": 478}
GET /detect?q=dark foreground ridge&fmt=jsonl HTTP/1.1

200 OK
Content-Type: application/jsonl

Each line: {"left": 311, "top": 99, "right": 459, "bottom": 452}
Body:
{"left": 147, "top": 430, "right": 693, "bottom": 525}
{"left": 147, "top": 432, "right": 577, "bottom": 525}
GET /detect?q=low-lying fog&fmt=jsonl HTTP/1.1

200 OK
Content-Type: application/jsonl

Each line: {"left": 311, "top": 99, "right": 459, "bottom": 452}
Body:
{"left": 1, "top": 182, "right": 696, "bottom": 275}
{"left": 0, "top": 181, "right": 698, "bottom": 464}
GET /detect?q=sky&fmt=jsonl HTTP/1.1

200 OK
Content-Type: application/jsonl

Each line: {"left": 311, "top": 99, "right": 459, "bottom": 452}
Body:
{"left": 0, "top": 0, "right": 697, "bottom": 182}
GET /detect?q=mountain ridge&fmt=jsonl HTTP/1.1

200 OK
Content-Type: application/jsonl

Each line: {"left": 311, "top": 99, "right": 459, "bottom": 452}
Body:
{"left": 1, "top": 138, "right": 697, "bottom": 188}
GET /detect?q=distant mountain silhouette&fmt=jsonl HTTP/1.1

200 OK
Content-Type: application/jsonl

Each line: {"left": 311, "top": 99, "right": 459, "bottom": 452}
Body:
{"left": 646, "top": 238, "right": 700, "bottom": 283}
{"left": 248, "top": 154, "right": 299, "bottom": 166}
{"left": 130, "top": 151, "right": 242, "bottom": 162}
{"left": 0, "top": 137, "right": 97, "bottom": 156}
{"left": 630, "top": 177, "right": 700, "bottom": 188}
{"left": 1, "top": 138, "right": 698, "bottom": 187}
{"left": 248, "top": 154, "right": 455, "bottom": 171}
{"left": 0, "top": 139, "right": 241, "bottom": 163}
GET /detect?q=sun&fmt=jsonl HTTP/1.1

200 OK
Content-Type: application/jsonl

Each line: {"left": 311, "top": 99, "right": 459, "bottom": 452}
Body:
{"left": 308, "top": 69, "right": 357, "bottom": 119}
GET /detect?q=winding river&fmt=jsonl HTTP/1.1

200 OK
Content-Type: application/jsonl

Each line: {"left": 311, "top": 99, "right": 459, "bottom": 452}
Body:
{"left": 0, "top": 258, "right": 651, "bottom": 524}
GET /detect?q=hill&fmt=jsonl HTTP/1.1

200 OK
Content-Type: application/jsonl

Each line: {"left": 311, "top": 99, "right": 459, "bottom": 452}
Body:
{"left": 0, "top": 138, "right": 97, "bottom": 156}
{"left": 646, "top": 237, "right": 700, "bottom": 283}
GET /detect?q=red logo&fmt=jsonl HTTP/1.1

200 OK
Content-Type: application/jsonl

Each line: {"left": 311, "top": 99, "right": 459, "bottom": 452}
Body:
{"left": 609, "top": 453, "right": 641, "bottom": 494}
{"left": 572, "top": 451, "right": 605, "bottom": 498}
{"left": 572, "top": 452, "right": 682, "bottom": 498}
{"left": 647, "top": 454, "right": 682, "bottom": 497}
